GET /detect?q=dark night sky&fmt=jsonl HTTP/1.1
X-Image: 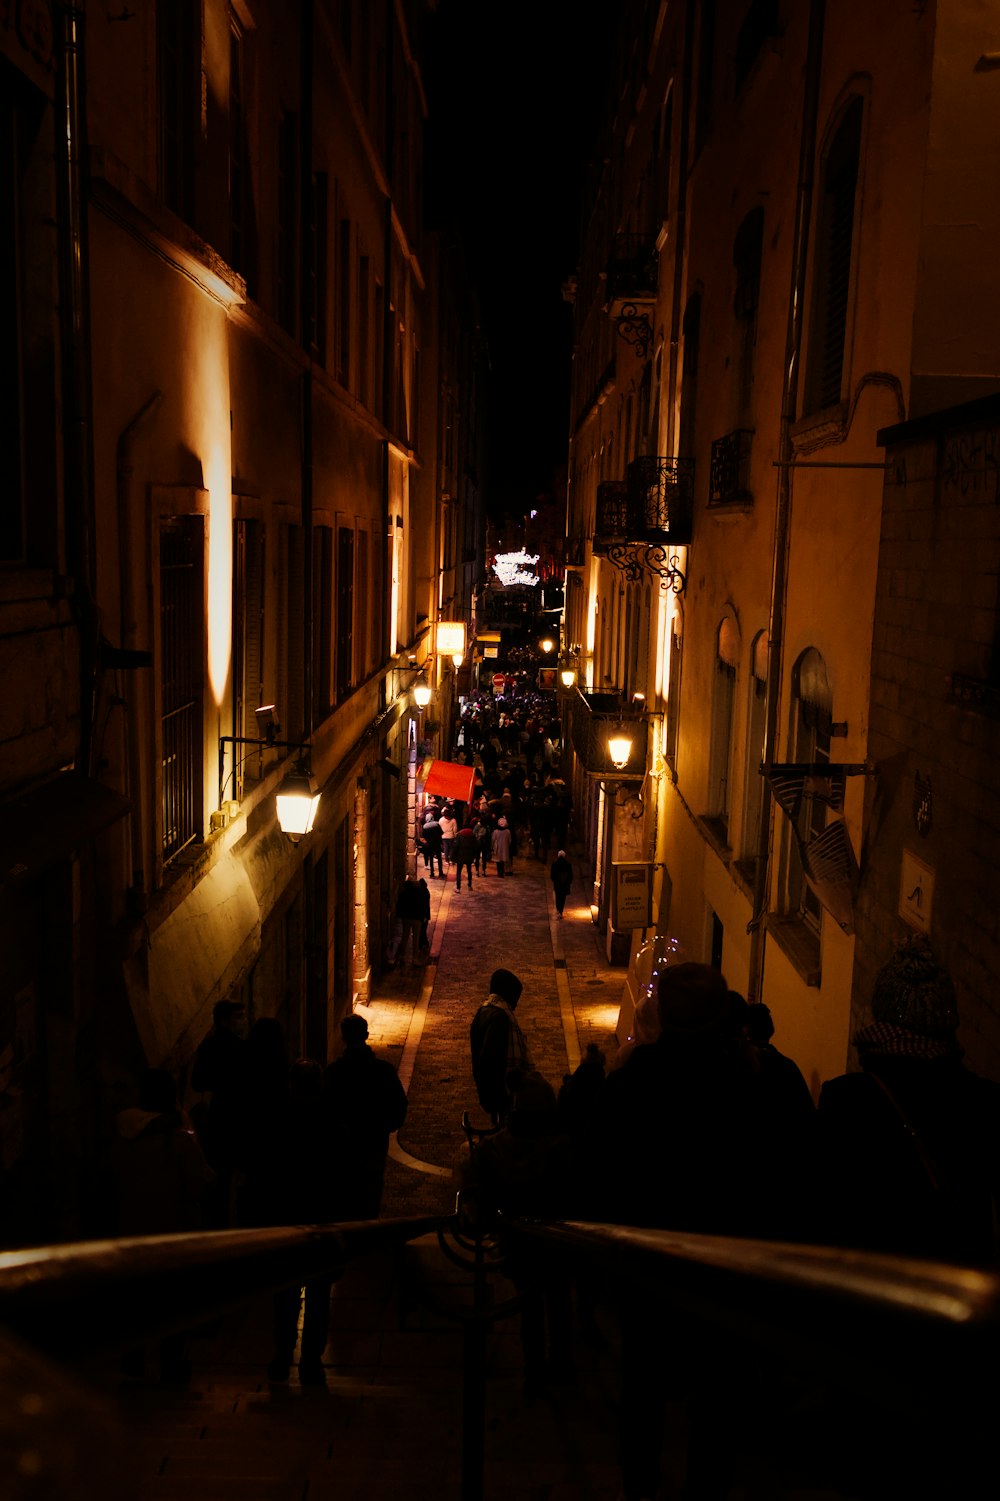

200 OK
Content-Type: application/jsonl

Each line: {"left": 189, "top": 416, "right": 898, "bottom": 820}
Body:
{"left": 423, "top": 2, "right": 610, "bottom": 522}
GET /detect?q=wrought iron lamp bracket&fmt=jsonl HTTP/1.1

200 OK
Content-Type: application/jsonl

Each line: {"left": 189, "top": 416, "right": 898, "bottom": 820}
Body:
{"left": 615, "top": 303, "right": 652, "bottom": 359}
{"left": 643, "top": 545, "right": 686, "bottom": 594}
{"left": 606, "top": 541, "right": 645, "bottom": 581}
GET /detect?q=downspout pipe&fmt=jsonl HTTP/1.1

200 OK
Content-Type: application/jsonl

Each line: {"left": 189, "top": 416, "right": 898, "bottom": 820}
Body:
{"left": 117, "top": 390, "right": 164, "bottom": 906}
{"left": 55, "top": 3, "right": 100, "bottom": 776}
{"left": 664, "top": 0, "right": 697, "bottom": 456}
{"left": 747, "top": 0, "right": 827, "bottom": 1004}
{"left": 301, "top": 0, "right": 315, "bottom": 738}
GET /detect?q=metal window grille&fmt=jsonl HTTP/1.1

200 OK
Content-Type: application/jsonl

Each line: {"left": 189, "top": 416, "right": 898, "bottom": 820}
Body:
{"left": 160, "top": 520, "right": 200, "bottom": 863}
{"left": 709, "top": 429, "right": 754, "bottom": 506}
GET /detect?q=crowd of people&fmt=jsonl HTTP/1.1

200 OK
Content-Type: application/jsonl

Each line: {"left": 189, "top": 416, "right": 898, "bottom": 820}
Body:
{"left": 463, "top": 940, "right": 1000, "bottom": 1497}
{"left": 105, "top": 1002, "right": 406, "bottom": 1387}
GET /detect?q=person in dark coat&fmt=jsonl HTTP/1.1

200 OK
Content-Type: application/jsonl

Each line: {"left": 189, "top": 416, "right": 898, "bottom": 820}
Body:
{"left": 112, "top": 1067, "right": 215, "bottom": 1383}
{"left": 597, "top": 962, "right": 777, "bottom": 1501}
{"left": 549, "top": 850, "right": 573, "bottom": 918}
{"left": 237, "top": 1016, "right": 293, "bottom": 1231}
{"left": 469, "top": 968, "right": 532, "bottom": 1122}
{"left": 190, "top": 998, "right": 247, "bottom": 1225}
{"left": 268, "top": 1058, "right": 337, "bottom": 1386}
{"left": 817, "top": 935, "right": 1000, "bottom": 1265}
{"left": 453, "top": 823, "right": 478, "bottom": 891}
{"left": 473, "top": 815, "right": 493, "bottom": 875}
{"left": 416, "top": 876, "right": 431, "bottom": 957}
{"left": 324, "top": 1013, "right": 408, "bottom": 1219}
{"left": 393, "top": 875, "right": 425, "bottom": 967}
{"left": 421, "top": 809, "right": 444, "bottom": 877}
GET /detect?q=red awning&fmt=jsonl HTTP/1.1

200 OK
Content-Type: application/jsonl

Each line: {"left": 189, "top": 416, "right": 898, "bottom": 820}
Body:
{"left": 420, "top": 760, "right": 476, "bottom": 805}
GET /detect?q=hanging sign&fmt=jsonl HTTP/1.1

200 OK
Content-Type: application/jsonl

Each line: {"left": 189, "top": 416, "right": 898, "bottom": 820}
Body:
{"left": 611, "top": 862, "right": 654, "bottom": 930}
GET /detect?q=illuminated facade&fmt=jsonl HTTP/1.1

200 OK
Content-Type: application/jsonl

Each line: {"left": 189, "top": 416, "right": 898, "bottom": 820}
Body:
{"left": 0, "top": 1, "right": 483, "bottom": 1239}
{"left": 563, "top": 0, "right": 1000, "bottom": 1088}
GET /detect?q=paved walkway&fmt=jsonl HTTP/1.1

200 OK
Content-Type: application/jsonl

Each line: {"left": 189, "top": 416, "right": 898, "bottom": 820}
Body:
{"left": 107, "top": 840, "right": 631, "bottom": 1501}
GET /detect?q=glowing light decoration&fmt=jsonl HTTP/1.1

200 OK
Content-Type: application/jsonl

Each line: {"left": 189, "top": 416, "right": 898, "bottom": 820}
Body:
{"left": 493, "top": 549, "right": 540, "bottom": 588}
{"left": 436, "top": 621, "right": 466, "bottom": 657}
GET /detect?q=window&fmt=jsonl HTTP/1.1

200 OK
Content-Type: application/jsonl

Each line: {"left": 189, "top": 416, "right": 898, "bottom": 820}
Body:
{"left": 277, "top": 109, "right": 298, "bottom": 337}
{"left": 279, "top": 523, "right": 304, "bottom": 743}
{"left": 356, "top": 528, "right": 370, "bottom": 677}
{"left": 335, "top": 525, "right": 355, "bottom": 701}
{"left": 806, "top": 97, "right": 863, "bottom": 412}
{"left": 232, "top": 518, "right": 265, "bottom": 800}
{"left": 785, "top": 648, "right": 833, "bottom": 928}
{"left": 229, "top": 18, "right": 248, "bottom": 278}
{"left": 157, "top": 0, "right": 200, "bottom": 222}
{"left": 679, "top": 293, "right": 701, "bottom": 460}
{"left": 312, "top": 526, "right": 333, "bottom": 719}
{"left": 374, "top": 279, "right": 385, "bottom": 420}
{"left": 337, "top": 216, "right": 351, "bottom": 388}
{"left": 1, "top": 69, "right": 25, "bottom": 562}
{"left": 734, "top": 208, "right": 763, "bottom": 416}
{"left": 708, "top": 616, "right": 739, "bottom": 833}
{"left": 664, "top": 602, "right": 683, "bottom": 769}
{"left": 358, "top": 254, "right": 370, "bottom": 406}
{"left": 159, "top": 517, "right": 204, "bottom": 865}
{"left": 740, "top": 630, "right": 769, "bottom": 874}
{"left": 306, "top": 174, "right": 328, "bottom": 363}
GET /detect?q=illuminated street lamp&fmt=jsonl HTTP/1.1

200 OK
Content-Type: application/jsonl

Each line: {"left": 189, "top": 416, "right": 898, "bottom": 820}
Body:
{"left": 608, "top": 729, "right": 633, "bottom": 770}
{"left": 540, "top": 637, "right": 555, "bottom": 655}
{"left": 275, "top": 763, "right": 321, "bottom": 841}
{"left": 451, "top": 652, "right": 464, "bottom": 670}
{"left": 560, "top": 665, "right": 577, "bottom": 688}
{"left": 412, "top": 679, "right": 433, "bottom": 709}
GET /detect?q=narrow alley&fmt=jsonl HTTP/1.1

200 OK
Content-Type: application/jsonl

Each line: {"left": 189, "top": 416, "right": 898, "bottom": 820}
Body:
{"left": 109, "top": 839, "right": 630, "bottom": 1501}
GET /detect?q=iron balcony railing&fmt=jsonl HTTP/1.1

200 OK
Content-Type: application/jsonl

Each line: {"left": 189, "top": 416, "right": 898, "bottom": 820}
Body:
{"left": 567, "top": 686, "right": 649, "bottom": 780}
{"left": 709, "top": 427, "right": 754, "bottom": 506}
{"left": 593, "top": 480, "right": 629, "bottom": 553}
{"left": 625, "top": 455, "right": 695, "bottom": 541}
{"left": 604, "top": 233, "right": 659, "bottom": 310}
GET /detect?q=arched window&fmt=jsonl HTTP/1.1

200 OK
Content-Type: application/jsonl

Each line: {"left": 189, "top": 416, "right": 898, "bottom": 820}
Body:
{"left": 786, "top": 647, "right": 833, "bottom": 927}
{"left": 664, "top": 599, "right": 683, "bottom": 768}
{"left": 734, "top": 208, "right": 764, "bottom": 416}
{"left": 806, "top": 96, "right": 863, "bottom": 412}
{"left": 740, "top": 630, "right": 769, "bottom": 875}
{"left": 708, "top": 616, "right": 740, "bottom": 830}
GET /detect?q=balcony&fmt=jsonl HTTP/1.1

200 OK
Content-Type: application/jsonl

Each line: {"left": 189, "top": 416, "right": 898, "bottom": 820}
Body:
{"left": 604, "top": 235, "right": 658, "bottom": 358}
{"left": 604, "top": 234, "right": 659, "bottom": 312}
{"left": 567, "top": 687, "right": 649, "bottom": 781}
{"left": 625, "top": 456, "right": 695, "bottom": 542}
{"left": 592, "top": 480, "right": 629, "bottom": 554}
{"left": 709, "top": 429, "right": 754, "bottom": 507}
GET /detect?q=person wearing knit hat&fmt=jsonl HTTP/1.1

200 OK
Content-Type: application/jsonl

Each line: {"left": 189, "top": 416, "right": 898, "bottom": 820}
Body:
{"left": 469, "top": 968, "right": 532, "bottom": 1120}
{"left": 817, "top": 934, "right": 1000, "bottom": 1265}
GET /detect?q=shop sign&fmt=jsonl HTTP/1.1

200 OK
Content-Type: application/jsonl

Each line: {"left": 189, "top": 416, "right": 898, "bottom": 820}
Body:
{"left": 611, "top": 862, "right": 653, "bottom": 930}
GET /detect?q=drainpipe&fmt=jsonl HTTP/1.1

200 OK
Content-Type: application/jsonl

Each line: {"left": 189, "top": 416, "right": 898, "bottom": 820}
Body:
{"left": 747, "top": 0, "right": 826, "bottom": 1003}
{"left": 664, "top": 0, "right": 697, "bottom": 455}
{"left": 301, "top": 0, "right": 314, "bottom": 738}
{"left": 117, "top": 391, "right": 164, "bottom": 909}
{"left": 55, "top": 3, "right": 100, "bottom": 776}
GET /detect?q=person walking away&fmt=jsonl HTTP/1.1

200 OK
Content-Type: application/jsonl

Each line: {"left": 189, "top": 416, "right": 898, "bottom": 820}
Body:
{"left": 324, "top": 1013, "right": 408, "bottom": 1219}
{"left": 473, "top": 814, "right": 493, "bottom": 875}
{"left": 112, "top": 1067, "right": 215, "bottom": 1382}
{"left": 462, "top": 1067, "right": 577, "bottom": 1401}
{"left": 549, "top": 850, "right": 573, "bottom": 917}
{"left": 416, "top": 876, "right": 431, "bottom": 958}
{"left": 453, "top": 822, "right": 478, "bottom": 891}
{"left": 236, "top": 1016, "right": 293, "bottom": 1232}
{"left": 421, "top": 809, "right": 444, "bottom": 877}
{"left": 393, "top": 875, "right": 424, "bottom": 967}
{"left": 190, "top": 997, "right": 247, "bottom": 1225}
{"left": 492, "top": 816, "right": 512, "bottom": 878}
{"left": 470, "top": 968, "right": 532, "bottom": 1122}
{"left": 268, "top": 1058, "right": 337, "bottom": 1386}
{"left": 438, "top": 804, "right": 458, "bottom": 866}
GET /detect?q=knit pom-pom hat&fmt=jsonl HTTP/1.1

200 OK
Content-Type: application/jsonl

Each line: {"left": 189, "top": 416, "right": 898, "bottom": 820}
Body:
{"left": 871, "top": 935, "right": 958, "bottom": 1037}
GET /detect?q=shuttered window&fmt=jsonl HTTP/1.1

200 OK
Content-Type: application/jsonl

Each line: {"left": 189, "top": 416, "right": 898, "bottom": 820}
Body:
{"left": 232, "top": 519, "right": 265, "bottom": 800}
{"left": 336, "top": 525, "right": 355, "bottom": 701}
{"left": 807, "top": 97, "right": 863, "bottom": 412}
{"left": 160, "top": 517, "right": 203, "bottom": 865}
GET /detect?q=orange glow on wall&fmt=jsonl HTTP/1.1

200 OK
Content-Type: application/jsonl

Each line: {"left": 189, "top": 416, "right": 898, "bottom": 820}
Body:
{"left": 206, "top": 440, "right": 232, "bottom": 706}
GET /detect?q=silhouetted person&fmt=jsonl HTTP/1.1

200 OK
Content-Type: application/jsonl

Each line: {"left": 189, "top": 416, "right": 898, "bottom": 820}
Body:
{"left": 324, "top": 1013, "right": 408, "bottom": 1219}
{"left": 416, "top": 876, "right": 431, "bottom": 958}
{"left": 463, "top": 1067, "right": 576, "bottom": 1401}
{"left": 190, "top": 998, "right": 247, "bottom": 1225}
{"left": 473, "top": 814, "right": 493, "bottom": 875}
{"left": 237, "top": 1016, "right": 292, "bottom": 1230}
{"left": 549, "top": 850, "right": 573, "bottom": 917}
{"left": 421, "top": 809, "right": 444, "bottom": 877}
{"left": 597, "top": 963, "right": 773, "bottom": 1501}
{"left": 470, "top": 968, "right": 532, "bottom": 1122}
{"left": 393, "top": 875, "right": 424, "bottom": 967}
{"left": 112, "top": 1067, "right": 215, "bottom": 1383}
{"left": 453, "top": 823, "right": 477, "bottom": 891}
{"left": 818, "top": 935, "right": 1000, "bottom": 1264}
{"left": 269, "top": 1058, "right": 336, "bottom": 1386}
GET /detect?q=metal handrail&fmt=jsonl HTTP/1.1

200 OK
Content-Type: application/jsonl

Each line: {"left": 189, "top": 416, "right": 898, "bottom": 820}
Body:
{"left": 0, "top": 1216, "right": 445, "bottom": 1359}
